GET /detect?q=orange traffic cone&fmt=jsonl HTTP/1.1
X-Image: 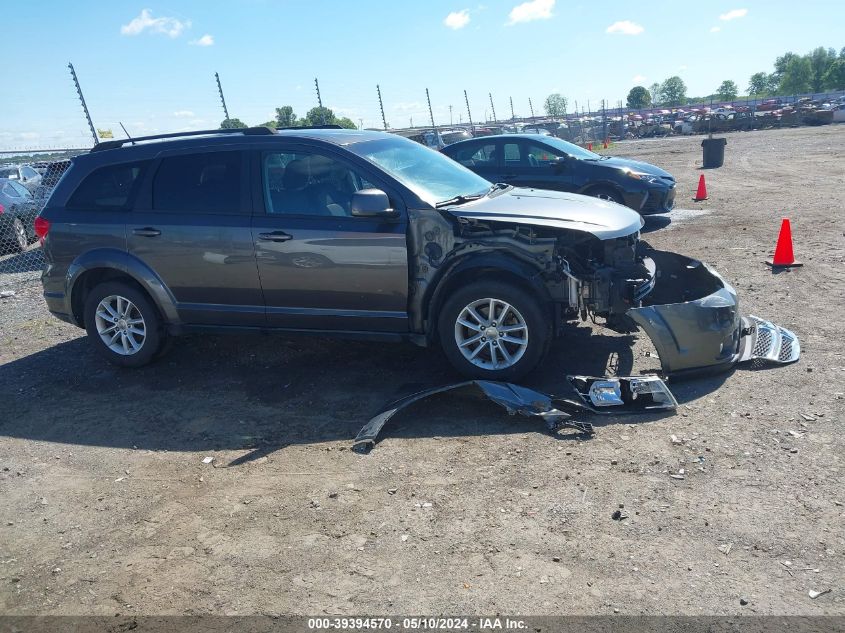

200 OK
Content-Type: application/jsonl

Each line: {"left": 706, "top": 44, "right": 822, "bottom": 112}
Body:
{"left": 693, "top": 174, "right": 708, "bottom": 201}
{"left": 766, "top": 218, "right": 802, "bottom": 268}
{"left": 587, "top": 142, "right": 593, "bottom": 151}
{"left": 603, "top": 139, "right": 609, "bottom": 149}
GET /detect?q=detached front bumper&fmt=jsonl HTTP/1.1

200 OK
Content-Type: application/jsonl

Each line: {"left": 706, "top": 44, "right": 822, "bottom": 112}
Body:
{"left": 627, "top": 249, "right": 799, "bottom": 378}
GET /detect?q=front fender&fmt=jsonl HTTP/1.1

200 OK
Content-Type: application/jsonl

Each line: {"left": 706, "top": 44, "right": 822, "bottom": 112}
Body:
{"left": 66, "top": 249, "right": 180, "bottom": 326}
{"left": 423, "top": 251, "right": 552, "bottom": 338}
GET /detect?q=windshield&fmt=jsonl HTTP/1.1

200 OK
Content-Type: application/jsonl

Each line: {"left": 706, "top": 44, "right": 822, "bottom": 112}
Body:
{"left": 537, "top": 136, "right": 602, "bottom": 160}
{"left": 349, "top": 136, "right": 491, "bottom": 207}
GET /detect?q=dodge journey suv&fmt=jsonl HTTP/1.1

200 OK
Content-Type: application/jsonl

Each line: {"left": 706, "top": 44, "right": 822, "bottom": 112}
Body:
{"left": 37, "top": 126, "right": 786, "bottom": 380}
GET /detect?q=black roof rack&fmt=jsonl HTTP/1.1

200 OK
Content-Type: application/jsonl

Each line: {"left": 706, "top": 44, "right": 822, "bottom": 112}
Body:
{"left": 90, "top": 126, "right": 276, "bottom": 152}
{"left": 91, "top": 124, "right": 347, "bottom": 152}
{"left": 275, "top": 125, "right": 343, "bottom": 131}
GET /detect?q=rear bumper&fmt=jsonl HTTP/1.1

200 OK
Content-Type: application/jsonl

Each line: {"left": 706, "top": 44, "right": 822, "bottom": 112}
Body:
{"left": 627, "top": 249, "right": 798, "bottom": 378}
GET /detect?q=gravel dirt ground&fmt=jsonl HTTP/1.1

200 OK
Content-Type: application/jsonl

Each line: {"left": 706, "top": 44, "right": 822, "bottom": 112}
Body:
{"left": 0, "top": 125, "right": 843, "bottom": 616}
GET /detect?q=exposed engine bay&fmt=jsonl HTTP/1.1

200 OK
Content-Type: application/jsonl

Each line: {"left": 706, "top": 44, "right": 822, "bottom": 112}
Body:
{"left": 409, "top": 206, "right": 800, "bottom": 379}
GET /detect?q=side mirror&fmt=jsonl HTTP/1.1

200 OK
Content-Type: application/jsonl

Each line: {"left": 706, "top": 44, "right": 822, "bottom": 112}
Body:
{"left": 351, "top": 188, "right": 395, "bottom": 217}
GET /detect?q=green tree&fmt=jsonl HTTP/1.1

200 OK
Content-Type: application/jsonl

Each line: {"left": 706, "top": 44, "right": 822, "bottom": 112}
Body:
{"left": 809, "top": 46, "right": 837, "bottom": 92}
{"left": 543, "top": 93, "right": 568, "bottom": 117}
{"left": 220, "top": 118, "right": 247, "bottom": 129}
{"left": 300, "top": 106, "right": 356, "bottom": 128}
{"left": 648, "top": 82, "right": 663, "bottom": 106}
{"left": 274, "top": 106, "right": 297, "bottom": 128}
{"left": 302, "top": 106, "right": 334, "bottom": 126}
{"left": 626, "top": 86, "right": 651, "bottom": 109}
{"left": 716, "top": 80, "right": 738, "bottom": 101}
{"left": 780, "top": 56, "right": 812, "bottom": 94}
{"left": 773, "top": 51, "right": 801, "bottom": 82}
{"left": 748, "top": 72, "right": 774, "bottom": 96}
{"left": 660, "top": 76, "right": 687, "bottom": 106}
{"left": 822, "top": 58, "right": 845, "bottom": 90}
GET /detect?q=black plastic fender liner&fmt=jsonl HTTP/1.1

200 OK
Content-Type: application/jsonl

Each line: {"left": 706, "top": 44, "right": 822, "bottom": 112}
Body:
{"left": 627, "top": 249, "right": 742, "bottom": 377}
{"left": 352, "top": 381, "right": 591, "bottom": 453}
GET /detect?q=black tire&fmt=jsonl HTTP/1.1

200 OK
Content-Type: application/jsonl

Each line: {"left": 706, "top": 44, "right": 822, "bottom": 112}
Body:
{"left": 589, "top": 186, "right": 624, "bottom": 205}
{"left": 437, "top": 280, "right": 551, "bottom": 381}
{"left": 12, "top": 218, "right": 28, "bottom": 252}
{"left": 83, "top": 281, "right": 165, "bottom": 368}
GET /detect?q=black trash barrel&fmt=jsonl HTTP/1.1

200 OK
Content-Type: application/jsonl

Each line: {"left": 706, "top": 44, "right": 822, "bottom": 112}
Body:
{"left": 701, "top": 137, "right": 727, "bottom": 168}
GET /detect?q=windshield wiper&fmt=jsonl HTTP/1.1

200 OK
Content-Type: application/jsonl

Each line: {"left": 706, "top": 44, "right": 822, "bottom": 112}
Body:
{"left": 487, "top": 182, "right": 512, "bottom": 196}
{"left": 435, "top": 183, "right": 511, "bottom": 208}
{"left": 435, "top": 193, "right": 484, "bottom": 208}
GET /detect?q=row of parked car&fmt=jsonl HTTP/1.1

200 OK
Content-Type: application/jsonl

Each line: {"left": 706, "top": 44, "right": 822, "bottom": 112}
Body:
{"left": 395, "top": 95, "right": 845, "bottom": 150}
{"left": 0, "top": 159, "right": 70, "bottom": 253}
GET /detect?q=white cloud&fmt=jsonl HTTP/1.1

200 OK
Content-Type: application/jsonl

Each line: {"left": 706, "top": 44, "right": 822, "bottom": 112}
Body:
{"left": 507, "top": 0, "right": 555, "bottom": 25}
{"left": 190, "top": 34, "right": 214, "bottom": 46}
{"left": 173, "top": 110, "right": 195, "bottom": 118}
{"left": 632, "top": 74, "right": 646, "bottom": 83}
{"left": 444, "top": 9, "right": 471, "bottom": 29}
{"left": 719, "top": 8, "right": 747, "bottom": 20}
{"left": 710, "top": 26, "right": 721, "bottom": 32}
{"left": 606, "top": 20, "right": 644, "bottom": 35}
{"left": 120, "top": 9, "right": 191, "bottom": 38}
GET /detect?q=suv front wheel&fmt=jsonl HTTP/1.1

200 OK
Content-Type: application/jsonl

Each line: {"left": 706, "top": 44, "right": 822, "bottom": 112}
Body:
{"left": 438, "top": 280, "right": 550, "bottom": 381}
{"left": 83, "top": 281, "right": 164, "bottom": 367}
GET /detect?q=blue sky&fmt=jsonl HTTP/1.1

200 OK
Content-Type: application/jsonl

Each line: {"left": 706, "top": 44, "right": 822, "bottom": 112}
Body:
{"left": 2, "top": 0, "right": 842, "bottom": 149}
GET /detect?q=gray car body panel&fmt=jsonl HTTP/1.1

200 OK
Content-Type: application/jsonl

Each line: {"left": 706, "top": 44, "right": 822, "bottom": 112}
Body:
{"left": 627, "top": 249, "right": 742, "bottom": 377}
{"left": 445, "top": 188, "right": 644, "bottom": 239}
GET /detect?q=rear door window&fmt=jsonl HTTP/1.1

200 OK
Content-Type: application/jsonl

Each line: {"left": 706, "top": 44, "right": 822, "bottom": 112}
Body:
{"left": 452, "top": 143, "right": 496, "bottom": 167}
{"left": 68, "top": 162, "right": 149, "bottom": 210}
{"left": 152, "top": 151, "right": 244, "bottom": 213}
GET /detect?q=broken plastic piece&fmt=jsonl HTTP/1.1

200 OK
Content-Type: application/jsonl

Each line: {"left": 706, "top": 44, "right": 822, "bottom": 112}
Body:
{"left": 353, "top": 381, "right": 593, "bottom": 453}
{"left": 566, "top": 375, "right": 678, "bottom": 412}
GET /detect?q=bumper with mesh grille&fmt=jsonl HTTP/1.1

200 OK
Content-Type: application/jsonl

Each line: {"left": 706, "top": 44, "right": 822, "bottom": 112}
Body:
{"left": 627, "top": 249, "right": 800, "bottom": 379}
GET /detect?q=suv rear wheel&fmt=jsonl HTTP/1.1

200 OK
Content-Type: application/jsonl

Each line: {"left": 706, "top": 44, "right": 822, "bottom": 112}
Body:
{"left": 438, "top": 280, "right": 550, "bottom": 381}
{"left": 83, "top": 281, "right": 164, "bottom": 367}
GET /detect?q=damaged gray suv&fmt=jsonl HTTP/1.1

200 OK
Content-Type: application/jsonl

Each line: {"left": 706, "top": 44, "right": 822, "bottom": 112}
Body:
{"left": 37, "top": 127, "right": 798, "bottom": 380}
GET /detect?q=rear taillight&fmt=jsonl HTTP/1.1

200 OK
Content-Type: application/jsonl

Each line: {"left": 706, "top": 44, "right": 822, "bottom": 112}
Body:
{"left": 0, "top": 203, "right": 5, "bottom": 214}
{"left": 34, "top": 216, "right": 51, "bottom": 243}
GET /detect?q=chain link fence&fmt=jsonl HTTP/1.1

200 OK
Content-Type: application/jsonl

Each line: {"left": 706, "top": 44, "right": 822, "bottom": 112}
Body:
{"left": 0, "top": 154, "right": 82, "bottom": 290}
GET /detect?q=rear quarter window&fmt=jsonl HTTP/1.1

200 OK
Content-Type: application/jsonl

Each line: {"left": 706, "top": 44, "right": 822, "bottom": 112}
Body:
{"left": 67, "top": 162, "right": 149, "bottom": 210}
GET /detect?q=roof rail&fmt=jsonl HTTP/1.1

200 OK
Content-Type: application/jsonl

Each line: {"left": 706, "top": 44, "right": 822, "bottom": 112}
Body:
{"left": 90, "top": 126, "right": 276, "bottom": 152}
{"left": 275, "top": 124, "right": 343, "bottom": 130}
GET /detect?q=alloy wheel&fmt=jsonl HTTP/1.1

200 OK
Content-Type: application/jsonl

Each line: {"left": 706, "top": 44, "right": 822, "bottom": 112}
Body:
{"left": 94, "top": 295, "right": 147, "bottom": 356}
{"left": 454, "top": 297, "right": 529, "bottom": 370}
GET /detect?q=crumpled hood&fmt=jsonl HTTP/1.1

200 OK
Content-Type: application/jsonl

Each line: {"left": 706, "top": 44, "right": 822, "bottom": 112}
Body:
{"left": 446, "top": 188, "right": 644, "bottom": 240}
{"left": 595, "top": 156, "right": 674, "bottom": 180}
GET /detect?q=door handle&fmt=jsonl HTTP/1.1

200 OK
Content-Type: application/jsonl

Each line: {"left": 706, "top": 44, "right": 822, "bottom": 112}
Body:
{"left": 258, "top": 231, "right": 293, "bottom": 242}
{"left": 132, "top": 227, "right": 161, "bottom": 237}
